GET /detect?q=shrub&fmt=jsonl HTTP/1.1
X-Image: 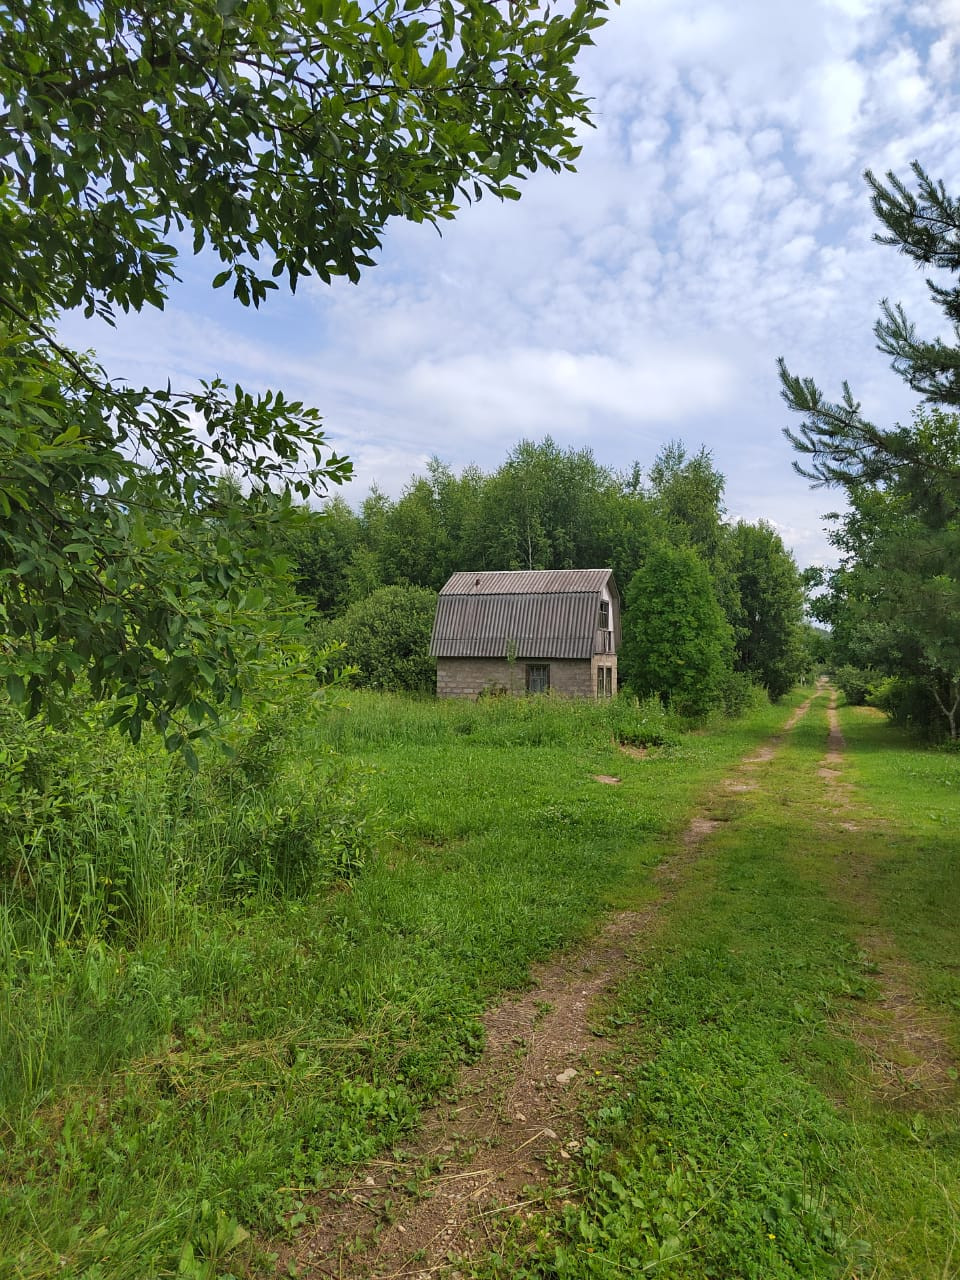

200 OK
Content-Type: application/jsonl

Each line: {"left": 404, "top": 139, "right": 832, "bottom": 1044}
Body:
{"left": 718, "top": 669, "right": 765, "bottom": 718}
{"left": 868, "top": 675, "right": 942, "bottom": 735}
{"left": 832, "top": 665, "right": 879, "bottom": 707}
{"left": 326, "top": 584, "right": 437, "bottom": 693}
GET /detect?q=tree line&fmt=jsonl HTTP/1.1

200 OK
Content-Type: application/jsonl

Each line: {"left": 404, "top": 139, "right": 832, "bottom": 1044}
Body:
{"left": 276, "top": 437, "right": 810, "bottom": 714}
{"left": 4, "top": 0, "right": 957, "bottom": 743}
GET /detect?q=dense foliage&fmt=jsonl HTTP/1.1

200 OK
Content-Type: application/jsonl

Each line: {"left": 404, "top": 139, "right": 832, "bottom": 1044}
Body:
{"left": 0, "top": 690, "right": 373, "bottom": 937}
{"left": 619, "top": 544, "right": 734, "bottom": 717}
{"left": 287, "top": 437, "right": 809, "bottom": 705}
{"left": 323, "top": 584, "right": 438, "bottom": 693}
{"left": 809, "top": 409, "right": 960, "bottom": 735}
{"left": 0, "top": 0, "right": 612, "bottom": 739}
{"left": 781, "top": 163, "right": 960, "bottom": 737}
{"left": 730, "top": 520, "right": 806, "bottom": 700}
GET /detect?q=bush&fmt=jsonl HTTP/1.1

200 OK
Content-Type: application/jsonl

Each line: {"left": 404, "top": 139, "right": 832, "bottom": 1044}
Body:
{"left": 717, "top": 669, "right": 765, "bottom": 718}
{"left": 832, "top": 665, "right": 879, "bottom": 707}
{"left": 868, "top": 675, "right": 942, "bottom": 735}
{"left": 326, "top": 584, "right": 437, "bottom": 693}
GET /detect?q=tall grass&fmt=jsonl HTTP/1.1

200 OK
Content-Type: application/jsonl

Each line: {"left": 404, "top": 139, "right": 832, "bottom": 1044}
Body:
{"left": 0, "top": 694, "right": 374, "bottom": 1118}
{"left": 317, "top": 688, "right": 678, "bottom": 750}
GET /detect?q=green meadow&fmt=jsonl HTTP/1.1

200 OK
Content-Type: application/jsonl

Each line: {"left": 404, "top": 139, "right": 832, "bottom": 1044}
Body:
{"left": 3, "top": 688, "right": 958, "bottom": 1279}
{"left": 1, "top": 690, "right": 790, "bottom": 1280}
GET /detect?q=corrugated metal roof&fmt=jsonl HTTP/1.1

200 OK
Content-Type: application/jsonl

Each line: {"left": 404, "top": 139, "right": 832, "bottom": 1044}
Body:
{"left": 441, "top": 569, "right": 613, "bottom": 596}
{"left": 431, "top": 591, "right": 600, "bottom": 659}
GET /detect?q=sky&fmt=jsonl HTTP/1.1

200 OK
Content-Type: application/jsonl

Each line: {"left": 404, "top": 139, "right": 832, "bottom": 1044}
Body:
{"left": 60, "top": 0, "right": 960, "bottom": 568}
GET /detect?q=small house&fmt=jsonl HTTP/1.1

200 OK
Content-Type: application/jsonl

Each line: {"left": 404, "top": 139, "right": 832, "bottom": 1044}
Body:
{"left": 430, "top": 568, "right": 620, "bottom": 699}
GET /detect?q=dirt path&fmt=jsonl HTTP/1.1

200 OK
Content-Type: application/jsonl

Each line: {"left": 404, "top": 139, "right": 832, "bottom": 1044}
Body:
{"left": 285, "top": 692, "right": 822, "bottom": 1280}
{"left": 817, "top": 690, "right": 957, "bottom": 1105}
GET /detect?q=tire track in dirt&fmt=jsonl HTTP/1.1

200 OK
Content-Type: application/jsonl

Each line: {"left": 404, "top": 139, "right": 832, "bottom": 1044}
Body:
{"left": 285, "top": 691, "right": 822, "bottom": 1280}
{"left": 818, "top": 689, "right": 956, "bottom": 1106}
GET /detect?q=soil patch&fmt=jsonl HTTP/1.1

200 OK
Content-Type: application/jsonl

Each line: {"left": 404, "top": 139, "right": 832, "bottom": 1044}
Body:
{"left": 850, "top": 932, "right": 958, "bottom": 1104}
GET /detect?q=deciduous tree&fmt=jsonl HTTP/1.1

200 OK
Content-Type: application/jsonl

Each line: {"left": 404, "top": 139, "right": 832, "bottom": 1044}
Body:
{"left": 0, "top": 0, "right": 612, "bottom": 740}
{"left": 730, "top": 520, "right": 805, "bottom": 700}
{"left": 620, "top": 543, "right": 733, "bottom": 718}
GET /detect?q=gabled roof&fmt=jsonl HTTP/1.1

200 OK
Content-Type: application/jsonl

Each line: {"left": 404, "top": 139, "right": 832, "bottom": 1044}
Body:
{"left": 430, "top": 568, "right": 618, "bottom": 660}
{"left": 441, "top": 568, "right": 614, "bottom": 596}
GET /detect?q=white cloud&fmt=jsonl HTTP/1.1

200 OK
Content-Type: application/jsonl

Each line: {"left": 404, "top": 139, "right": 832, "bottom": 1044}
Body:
{"left": 403, "top": 347, "right": 737, "bottom": 436}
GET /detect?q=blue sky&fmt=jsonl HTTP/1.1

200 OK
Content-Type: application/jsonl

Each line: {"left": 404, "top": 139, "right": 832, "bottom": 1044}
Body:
{"left": 61, "top": 0, "right": 960, "bottom": 567}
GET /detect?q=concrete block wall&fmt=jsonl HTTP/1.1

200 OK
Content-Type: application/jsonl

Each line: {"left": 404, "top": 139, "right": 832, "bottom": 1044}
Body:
{"left": 548, "top": 658, "right": 596, "bottom": 698}
{"left": 436, "top": 657, "right": 520, "bottom": 699}
{"left": 436, "top": 657, "right": 614, "bottom": 700}
{"left": 591, "top": 653, "right": 618, "bottom": 696}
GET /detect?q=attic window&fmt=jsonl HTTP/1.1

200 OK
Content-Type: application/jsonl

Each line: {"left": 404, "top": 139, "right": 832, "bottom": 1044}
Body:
{"left": 599, "top": 599, "right": 610, "bottom": 629}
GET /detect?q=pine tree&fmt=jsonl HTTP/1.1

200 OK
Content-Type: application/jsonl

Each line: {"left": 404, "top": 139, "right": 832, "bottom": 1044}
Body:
{"left": 780, "top": 166, "right": 960, "bottom": 737}
{"left": 780, "top": 163, "right": 960, "bottom": 502}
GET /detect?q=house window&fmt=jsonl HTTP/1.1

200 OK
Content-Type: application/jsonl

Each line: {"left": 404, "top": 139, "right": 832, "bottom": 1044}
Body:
{"left": 597, "top": 666, "right": 614, "bottom": 698}
{"left": 597, "top": 599, "right": 612, "bottom": 652}
{"left": 526, "top": 663, "right": 550, "bottom": 694}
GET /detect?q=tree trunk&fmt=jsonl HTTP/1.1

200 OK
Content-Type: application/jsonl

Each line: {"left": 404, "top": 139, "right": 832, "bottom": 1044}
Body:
{"left": 930, "top": 675, "right": 960, "bottom": 741}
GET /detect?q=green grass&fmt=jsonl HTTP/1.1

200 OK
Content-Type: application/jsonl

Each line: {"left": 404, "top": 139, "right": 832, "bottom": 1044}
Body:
{"left": 837, "top": 704, "right": 960, "bottom": 1024}
{"left": 0, "top": 690, "right": 796, "bottom": 1280}
{"left": 474, "top": 694, "right": 960, "bottom": 1279}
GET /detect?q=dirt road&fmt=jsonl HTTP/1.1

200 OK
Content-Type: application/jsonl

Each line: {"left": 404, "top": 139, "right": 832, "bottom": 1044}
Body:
{"left": 285, "top": 692, "right": 824, "bottom": 1279}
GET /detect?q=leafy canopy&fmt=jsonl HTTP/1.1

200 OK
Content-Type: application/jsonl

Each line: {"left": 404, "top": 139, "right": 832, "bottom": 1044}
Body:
{"left": 0, "top": 0, "right": 613, "bottom": 741}
{"left": 730, "top": 520, "right": 805, "bottom": 701}
{"left": 620, "top": 543, "right": 733, "bottom": 719}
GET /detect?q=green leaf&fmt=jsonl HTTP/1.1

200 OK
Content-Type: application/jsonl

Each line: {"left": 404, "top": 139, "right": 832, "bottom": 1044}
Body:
{"left": 5, "top": 673, "right": 26, "bottom": 705}
{"left": 0, "top": 0, "right": 609, "bottom": 739}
